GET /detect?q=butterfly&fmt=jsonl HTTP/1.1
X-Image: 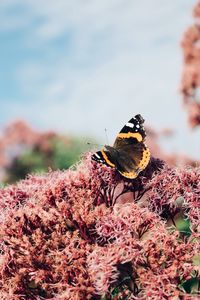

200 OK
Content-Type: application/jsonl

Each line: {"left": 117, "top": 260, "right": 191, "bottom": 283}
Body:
{"left": 91, "top": 114, "right": 150, "bottom": 179}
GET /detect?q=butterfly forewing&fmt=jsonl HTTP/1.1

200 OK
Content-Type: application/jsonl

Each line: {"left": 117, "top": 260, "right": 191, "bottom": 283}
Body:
{"left": 92, "top": 150, "right": 116, "bottom": 168}
{"left": 114, "top": 114, "right": 146, "bottom": 147}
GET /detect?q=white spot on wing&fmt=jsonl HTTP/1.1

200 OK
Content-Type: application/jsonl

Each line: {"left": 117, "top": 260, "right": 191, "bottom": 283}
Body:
{"left": 126, "top": 122, "right": 134, "bottom": 128}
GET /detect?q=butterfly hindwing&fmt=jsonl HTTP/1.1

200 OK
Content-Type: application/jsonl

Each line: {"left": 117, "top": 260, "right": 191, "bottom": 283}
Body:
{"left": 114, "top": 142, "right": 150, "bottom": 178}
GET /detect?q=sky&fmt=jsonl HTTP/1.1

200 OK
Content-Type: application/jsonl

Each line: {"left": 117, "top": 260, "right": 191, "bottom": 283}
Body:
{"left": 0, "top": 0, "right": 199, "bottom": 158}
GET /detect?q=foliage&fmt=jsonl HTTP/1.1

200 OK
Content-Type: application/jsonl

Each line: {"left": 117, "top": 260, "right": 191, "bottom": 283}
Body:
{"left": 5, "top": 136, "right": 90, "bottom": 183}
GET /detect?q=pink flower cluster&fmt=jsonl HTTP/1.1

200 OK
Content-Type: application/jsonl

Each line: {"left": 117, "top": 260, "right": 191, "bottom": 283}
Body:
{"left": 181, "top": 1, "right": 200, "bottom": 128}
{"left": 0, "top": 154, "right": 199, "bottom": 299}
{"left": 147, "top": 165, "right": 200, "bottom": 226}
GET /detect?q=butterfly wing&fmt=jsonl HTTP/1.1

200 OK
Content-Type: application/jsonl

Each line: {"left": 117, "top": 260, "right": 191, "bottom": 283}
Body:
{"left": 113, "top": 114, "right": 150, "bottom": 178}
{"left": 112, "top": 141, "right": 150, "bottom": 179}
{"left": 114, "top": 114, "right": 146, "bottom": 144}
{"left": 92, "top": 150, "right": 116, "bottom": 168}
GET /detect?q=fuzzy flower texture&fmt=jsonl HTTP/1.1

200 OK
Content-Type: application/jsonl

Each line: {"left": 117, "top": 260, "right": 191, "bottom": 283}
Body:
{"left": 0, "top": 151, "right": 200, "bottom": 300}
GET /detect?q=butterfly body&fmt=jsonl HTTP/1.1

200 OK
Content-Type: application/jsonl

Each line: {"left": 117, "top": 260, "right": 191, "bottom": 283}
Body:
{"left": 92, "top": 114, "right": 150, "bottom": 179}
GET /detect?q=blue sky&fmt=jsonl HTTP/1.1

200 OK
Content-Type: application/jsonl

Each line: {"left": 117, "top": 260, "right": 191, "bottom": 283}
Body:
{"left": 0, "top": 0, "right": 199, "bottom": 157}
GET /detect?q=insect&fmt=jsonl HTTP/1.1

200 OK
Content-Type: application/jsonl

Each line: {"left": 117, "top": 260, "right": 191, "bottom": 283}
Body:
{"left": 91, "top": 114, "right": 150, "bottom": 179}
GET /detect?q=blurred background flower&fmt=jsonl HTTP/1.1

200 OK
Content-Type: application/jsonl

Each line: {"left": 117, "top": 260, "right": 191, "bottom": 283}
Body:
{"left": 0, "top": 120, "right": 92, "bottom": 183}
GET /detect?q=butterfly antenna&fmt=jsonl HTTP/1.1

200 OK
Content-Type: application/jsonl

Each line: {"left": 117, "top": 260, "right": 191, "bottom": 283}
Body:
{"left": 87, "top": 142, "right": 104, "bottom": 147}
{"left": 104, "top": 128, "right": 109, "bottom": 145}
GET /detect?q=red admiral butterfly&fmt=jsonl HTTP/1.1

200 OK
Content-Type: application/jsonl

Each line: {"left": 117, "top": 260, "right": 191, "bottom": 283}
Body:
{"left": 91, "top": 114, "right": 150, "bottom": 179}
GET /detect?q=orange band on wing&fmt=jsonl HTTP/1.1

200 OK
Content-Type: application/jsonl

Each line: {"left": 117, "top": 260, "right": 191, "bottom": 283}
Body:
{"left": 138, "top": 147, "right": 150, "bottom": 169}
{"left": 117, "top": 132, "right": 143, "bottom": 142}
{"left": 101, "top": 150, "right": 115, "bottom": 167}
{"left": 119, "top": 170, "right": 138, "bottom": 179}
